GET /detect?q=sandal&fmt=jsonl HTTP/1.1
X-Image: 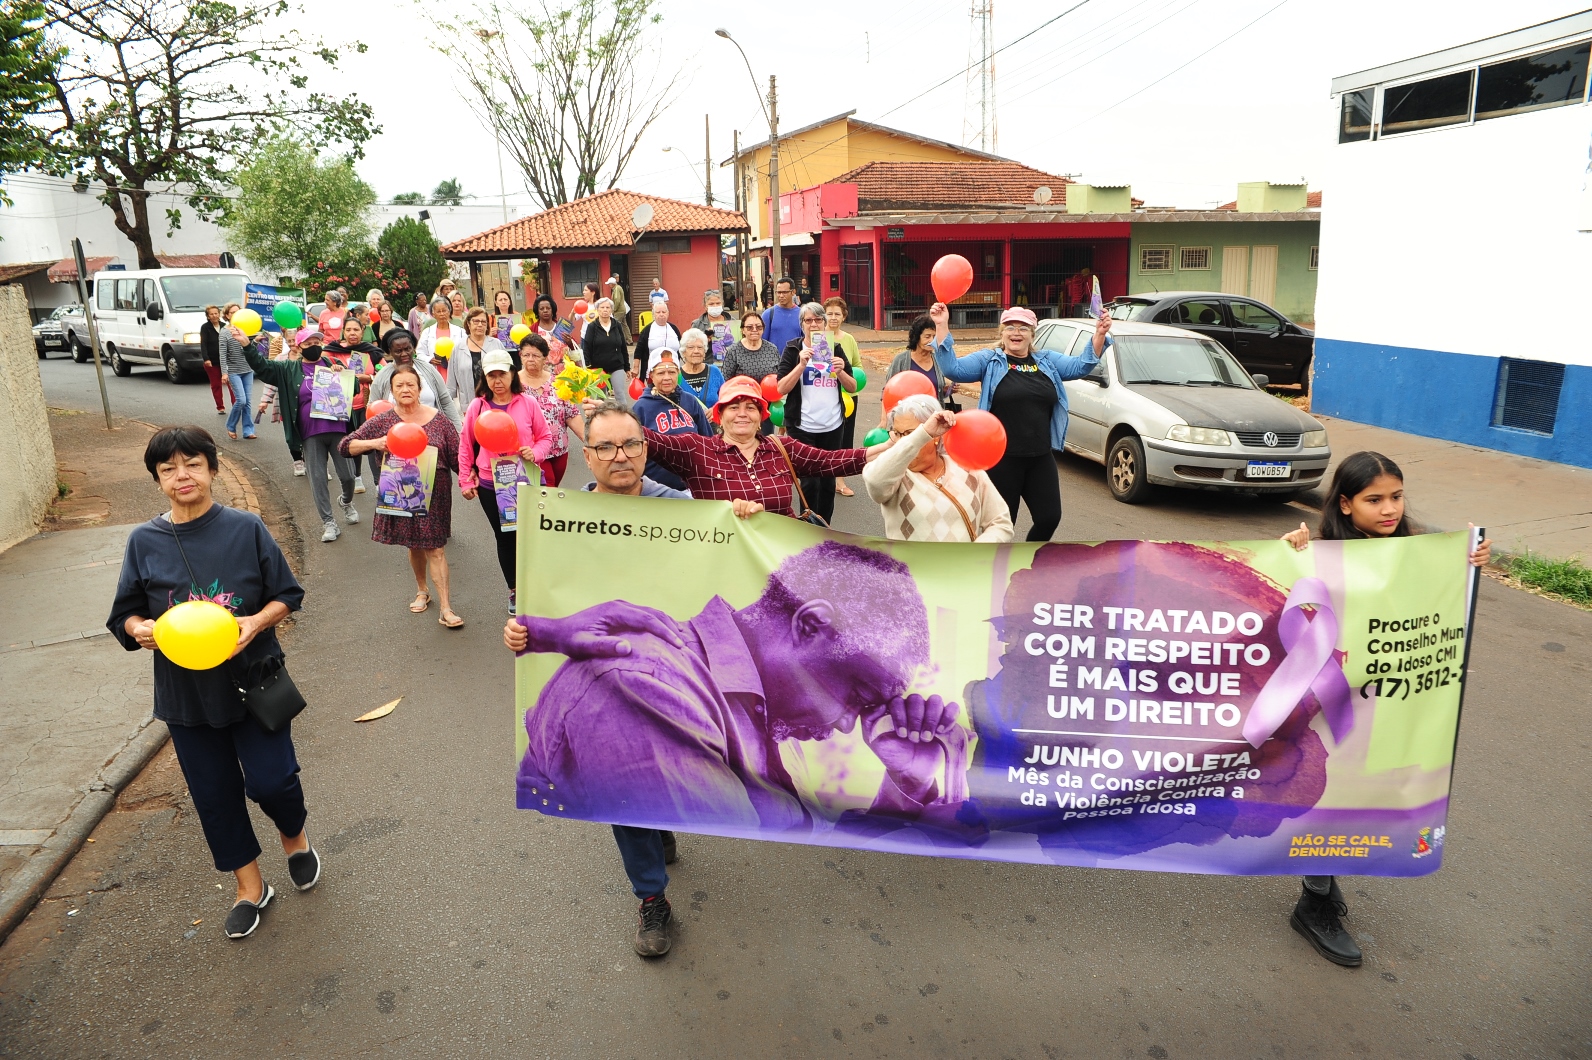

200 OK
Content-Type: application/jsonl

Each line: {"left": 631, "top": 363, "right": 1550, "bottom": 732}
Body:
{"left": 439, "top": 609, "right": 464, "bottom": 629}
{"left": 227, "top": 430, "right": 238, "bottom": 440}
{"left": 836, "top": 480, "right": 854, "bottom": 497}
{"left": 409, "top": 591, "right": 431, "bottom": 613}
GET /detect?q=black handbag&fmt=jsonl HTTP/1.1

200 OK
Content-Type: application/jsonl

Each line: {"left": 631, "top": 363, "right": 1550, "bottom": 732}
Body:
{"left": 164, "top": 517, "right": 306, "bottom": 732}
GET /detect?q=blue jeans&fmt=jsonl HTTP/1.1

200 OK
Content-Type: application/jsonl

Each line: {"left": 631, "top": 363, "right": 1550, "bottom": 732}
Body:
{"left": 611, "top": 826, "right": 668, "bottom": 900}
{"left": 167, "top": 714, "right": 308, "bottom": 873}
{"left": 226, "top": 372, "right": 255, "bottom": 437}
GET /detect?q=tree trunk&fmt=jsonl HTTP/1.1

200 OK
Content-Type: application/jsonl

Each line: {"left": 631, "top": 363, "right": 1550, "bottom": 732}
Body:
{"left": 100, "top": 176, "right": 161, "bottom": 269}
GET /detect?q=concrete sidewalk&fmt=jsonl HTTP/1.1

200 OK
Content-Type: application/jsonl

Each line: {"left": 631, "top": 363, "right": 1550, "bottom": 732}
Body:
{"left": 0, "top": 414, "right": 266, "bottom": 943}
{"left": 1303, "top": 415, "right": 1592, "bottom": 561}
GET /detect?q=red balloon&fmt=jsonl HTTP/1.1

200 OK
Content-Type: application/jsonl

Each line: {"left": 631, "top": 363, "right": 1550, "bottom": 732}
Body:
{"left": 881, "top": 370, "right": 936, "bottom": 413}
{"left": 931, "top": 254, "right": 974, "bottom": 303}
{"left": 760, "top": 374, "right": 782, "bottom": 403}
{"left": 386, "top": 422, "right": 428, "bottom": 460}
{"left": 943, "top": 409, "right": 1007, "bottom": 471}
{"left": 367, "top": 399, "right": 394, "bottom": 418}
{"left": 475, "top": 409, "right": 521, "bottom": 453}
{"left": 571, "top": 299, "right": 589, "bottom": 317}
{"left": 628, "top": 377, "right": 645, "bottom": 400}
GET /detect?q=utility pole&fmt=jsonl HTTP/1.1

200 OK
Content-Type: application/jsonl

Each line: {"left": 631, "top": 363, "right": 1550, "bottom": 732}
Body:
{"left": 733, "top": 129, "right": 747, "bottom": 303}
{"left": 768, "top": 74, "right": 782, "bottom": 281}
{"left": 965, "top": 1, "right": 998, "bottom": 153}
{"left": 704, "top": 114, "right": 713, "bottom": 207}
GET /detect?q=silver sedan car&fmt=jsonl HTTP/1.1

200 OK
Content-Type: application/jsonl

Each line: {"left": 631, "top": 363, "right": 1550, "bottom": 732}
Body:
{"left": 1036, "top": 318, "right": 1331, "bottom": 503}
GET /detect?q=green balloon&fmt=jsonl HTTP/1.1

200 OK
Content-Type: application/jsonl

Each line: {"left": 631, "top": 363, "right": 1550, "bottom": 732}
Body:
{"left": 862, "top": 427, "right": 889, "bottom": 447}
{"left": 852, "top": 367, "right": 867, "bottom": 390}
{"left": 769, "top": 402, "right": 784, "bottom": 427}
{"left": 272, "top": 301, "right": 304, "bottom": 330}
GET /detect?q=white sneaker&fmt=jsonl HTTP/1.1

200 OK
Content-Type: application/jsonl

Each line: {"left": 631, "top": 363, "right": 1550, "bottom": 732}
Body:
{"left": 320, "top": 522, "right": 340, "bottom": 543}
{"left": 342, "top": 501, "right": 360, "bottom": 525}
{"left": 354, "top": 475, "right": 366, "bottom": 494}
{"left": 292, "top": 460, "right": 306, "bottom": 477}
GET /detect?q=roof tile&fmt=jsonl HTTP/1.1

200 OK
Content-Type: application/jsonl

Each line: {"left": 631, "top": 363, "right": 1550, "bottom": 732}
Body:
{"left": 834, "top": 161, "right": 1074, "bottom": 210}
{"left": 441, "top": 189, "right": 749, "bottom": 257}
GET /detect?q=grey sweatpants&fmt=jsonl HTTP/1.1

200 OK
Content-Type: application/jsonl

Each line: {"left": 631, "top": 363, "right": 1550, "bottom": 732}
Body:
{"left": 305, "top": 432, "right": 355, "bottom": 526}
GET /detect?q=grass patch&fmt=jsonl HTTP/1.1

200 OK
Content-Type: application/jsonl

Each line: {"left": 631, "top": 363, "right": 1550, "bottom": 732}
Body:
{"left": 1507, "top": 553, "right": 1592, "bottom": 607}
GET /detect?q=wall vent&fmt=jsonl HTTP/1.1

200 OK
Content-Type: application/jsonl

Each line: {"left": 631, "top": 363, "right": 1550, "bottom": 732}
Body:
{"left": 1491, "top": 358, "right": 1565, "bottom": 435}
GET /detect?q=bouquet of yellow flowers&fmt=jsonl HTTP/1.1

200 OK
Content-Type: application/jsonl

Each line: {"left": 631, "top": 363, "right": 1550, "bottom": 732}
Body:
{"left": 553, "top": 362, "right": 611, "bottom": 404}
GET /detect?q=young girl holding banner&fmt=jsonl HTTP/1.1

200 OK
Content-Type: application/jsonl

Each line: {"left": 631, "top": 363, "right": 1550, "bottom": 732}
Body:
{"left": 1281, "top": 450, "right": 1490, "bottom": 967}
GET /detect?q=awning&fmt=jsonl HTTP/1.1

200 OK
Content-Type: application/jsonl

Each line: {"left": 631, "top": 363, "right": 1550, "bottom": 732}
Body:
{"left": 746, "top": 232, "right": 816, "bottom": 250}
{"left": 0, "top": 261, "right": 54, "bottom": 284}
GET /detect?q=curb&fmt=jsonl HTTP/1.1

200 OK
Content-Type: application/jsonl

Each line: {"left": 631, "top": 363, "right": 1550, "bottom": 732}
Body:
{"left": 0, "top": 718, "right": 170, "bottom": 946}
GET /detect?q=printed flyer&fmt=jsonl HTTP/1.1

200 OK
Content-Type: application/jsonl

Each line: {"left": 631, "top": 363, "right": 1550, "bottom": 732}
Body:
{"left": 492, "top": 457, "right": 537, "bottom": 532}
{"left": 309, "top": 364, "right": 355, "bottom": 421}
{"left": 514, "top": 489, "right": 1478, "bottom": 877}
{"left": 374, "top": 446, "right": 437, "bottom": 518}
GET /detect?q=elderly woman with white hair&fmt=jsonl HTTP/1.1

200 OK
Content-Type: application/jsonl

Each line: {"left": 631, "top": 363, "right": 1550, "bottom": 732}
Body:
{"left": 863, "top": 394, "right": 1013, "bottom": 543}
{"left": 416, "top": 296, "right": 465, "bottom": 375}
{"left": 676, "top": 327, "right": 724, "bottom": 408}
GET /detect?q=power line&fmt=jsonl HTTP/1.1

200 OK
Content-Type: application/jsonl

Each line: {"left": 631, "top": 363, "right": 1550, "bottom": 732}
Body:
{"left": 1000, "top": 0, "right": 1204, "bottom": 110}
{"left": 1061, "top": 0, "right": 1293, "bottom": 133}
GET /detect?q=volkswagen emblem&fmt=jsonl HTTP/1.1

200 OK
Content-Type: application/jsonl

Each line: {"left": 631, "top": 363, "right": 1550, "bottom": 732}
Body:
{"left": 1263, "top": 431, "right": 1279, "bottom": 447}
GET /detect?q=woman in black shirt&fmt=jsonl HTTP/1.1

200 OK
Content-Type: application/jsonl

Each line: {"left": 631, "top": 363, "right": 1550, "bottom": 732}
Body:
{"left": 200, "top": 305, "right": 226, "bottom": 414}
{"left": 108, "top": 426, "right": 320, "bottom": 940}
{"left": 582, "top": 297, "right": 631, "bottom": 401}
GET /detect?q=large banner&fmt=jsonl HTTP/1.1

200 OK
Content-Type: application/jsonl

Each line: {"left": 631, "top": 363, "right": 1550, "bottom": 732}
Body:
{"left": 514, "top": 489, "right": 1479, "bottom": 877}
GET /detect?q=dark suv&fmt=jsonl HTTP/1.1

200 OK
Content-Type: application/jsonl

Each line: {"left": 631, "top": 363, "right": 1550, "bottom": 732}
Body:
{"left": 1106, "top": 292, "right": 1315, "bottom": 393}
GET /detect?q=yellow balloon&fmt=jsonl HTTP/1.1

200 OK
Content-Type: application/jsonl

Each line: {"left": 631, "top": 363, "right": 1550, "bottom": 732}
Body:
{"left": 152, "top": 600, "right": 240, "bottom": 671}
{"left": 232, "top": 308, "right": 263, "bottom": 336}
{"left": 509, "top": 323, "right": 531, "bottom": 344}
{"left": 435, "top": 337, "right": 454, "bottom": 358}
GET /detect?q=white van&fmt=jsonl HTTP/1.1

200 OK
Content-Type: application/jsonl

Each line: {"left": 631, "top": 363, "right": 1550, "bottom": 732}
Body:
{"left": 92, "top": 267, "right": 249, "bottom": 383}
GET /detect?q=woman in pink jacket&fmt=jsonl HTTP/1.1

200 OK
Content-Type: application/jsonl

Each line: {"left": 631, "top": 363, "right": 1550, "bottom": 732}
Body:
{"left": 458, "top": 349, "right": 554, "bottom": 613}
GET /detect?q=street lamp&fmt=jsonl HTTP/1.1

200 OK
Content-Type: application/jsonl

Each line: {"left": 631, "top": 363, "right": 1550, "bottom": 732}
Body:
{"left": 714, "top": 28, "right": 781, "bottom": 281}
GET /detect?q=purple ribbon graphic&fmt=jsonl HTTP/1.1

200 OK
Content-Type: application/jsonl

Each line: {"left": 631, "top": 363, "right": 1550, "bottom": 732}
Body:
{"left": 1243, "top": 576, "right": 1353, "bottom": 748}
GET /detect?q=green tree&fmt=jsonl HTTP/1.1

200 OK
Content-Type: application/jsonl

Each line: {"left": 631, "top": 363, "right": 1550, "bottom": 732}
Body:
{"left": 429, "top": 178, "right": 464, "bottom": 206}
{"left": 220, "top": 137, "right": 376, "bottom": 277}
{"left": 390, "top": 191, "right": 425, "bottom": 205}
{"left": 0, "top": 0, "right": 63, "bottom": 205}
{"left": 436, "top": 0, "right": 683, "bottom": 208}
{"left": 38, "top": 0, "right": 376, "bottom": 268}
{"left": 376, "top": 216, "right": 447, "bottom": 301}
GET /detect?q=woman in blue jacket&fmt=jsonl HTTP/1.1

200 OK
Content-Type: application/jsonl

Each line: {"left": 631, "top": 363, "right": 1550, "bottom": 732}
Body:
{"left": 932, "top": 303, "right": 1111, "bottom": 541}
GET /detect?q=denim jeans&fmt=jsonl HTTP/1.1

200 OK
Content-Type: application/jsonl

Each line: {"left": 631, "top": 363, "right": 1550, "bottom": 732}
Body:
{"left": 611, "top": 826, "right": 668, "bottom": 900}
{"left": 225, "top": 372, "right": 255, "bottom": 437}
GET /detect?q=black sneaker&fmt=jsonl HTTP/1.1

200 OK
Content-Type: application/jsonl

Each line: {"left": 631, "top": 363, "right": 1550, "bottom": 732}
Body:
{"left": 287, "top": 845, "right": 321, "bottom": 892}
{"left": 633, "top": 894, "right": 673, "bottom": 958}
{"left": 661, "top": 830, "right": 678, "bottom": 864}
{"left": 1290, "top": 885, "right": 1362, "bottom": 967}
{"left": 224, "top": 883, "right": 275, "bottom": 939}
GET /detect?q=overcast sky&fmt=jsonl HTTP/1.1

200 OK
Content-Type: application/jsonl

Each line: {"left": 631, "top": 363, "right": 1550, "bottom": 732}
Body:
{"left": 313, "top": 0, "right": 1581, "bottom": 211}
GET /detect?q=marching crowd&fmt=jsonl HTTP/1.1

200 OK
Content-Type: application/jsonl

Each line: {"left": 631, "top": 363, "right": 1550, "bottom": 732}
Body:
{"left": 112, "top": 275, "right": 1489, "bottom": 969}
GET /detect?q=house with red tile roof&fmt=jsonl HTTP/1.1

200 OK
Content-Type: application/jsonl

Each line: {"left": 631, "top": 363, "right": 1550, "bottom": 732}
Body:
{"left": 441, "top": 190, "right": 748, "bottom": 330}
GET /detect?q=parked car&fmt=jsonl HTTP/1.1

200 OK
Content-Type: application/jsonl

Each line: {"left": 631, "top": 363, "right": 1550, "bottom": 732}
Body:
{"left": 1036, "top": 317, "right": 1331, "bottom": 503}
{"left": 32, "top": 304, "right": 87, "bottom": 359}
{"left": 91, "top": 267, "right": 248, "bottom": 382}
{"left": 1105, "top": 291, "right": 1315, "bottom": 393}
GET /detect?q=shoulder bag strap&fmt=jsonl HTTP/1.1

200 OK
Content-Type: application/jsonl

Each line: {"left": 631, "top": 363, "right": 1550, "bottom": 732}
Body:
{"left": 163, "top": 517, "right": 250, "bottom": 691}
{"left": 768, "top": 436, "right": 826, "bottom": 527}
{"left": 928, "top": 478, "right": 978, "bottom": 542}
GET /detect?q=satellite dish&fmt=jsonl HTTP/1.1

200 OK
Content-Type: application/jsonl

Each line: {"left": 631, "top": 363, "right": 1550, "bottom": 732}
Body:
{"left": 631, "top": 203, "right": 655, "bottom": 229}
{"left": 1033, "top": 186, "right": 1053, "bottom": 205}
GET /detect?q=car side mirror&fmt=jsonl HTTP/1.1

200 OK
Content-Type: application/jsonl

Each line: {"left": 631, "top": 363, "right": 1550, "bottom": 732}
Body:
{"left": 146, "top": 304, "right": 163, "bottom": 320}
{"left": 1087, "top": 368, "right": 1107, "bottom": 387}
{"left": 1250, "top": 373, "right": 1270, "bottom": 388}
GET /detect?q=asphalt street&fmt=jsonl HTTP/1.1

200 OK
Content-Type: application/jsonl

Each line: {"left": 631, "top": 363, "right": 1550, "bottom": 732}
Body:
{"left": 1, "top": 355, "right": 1586, "bottom": 1060}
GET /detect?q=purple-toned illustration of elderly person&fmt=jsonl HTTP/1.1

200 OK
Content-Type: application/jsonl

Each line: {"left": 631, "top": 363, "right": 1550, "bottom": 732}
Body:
{"left": 516, "top": 541, "right": 971, "bottom": 837}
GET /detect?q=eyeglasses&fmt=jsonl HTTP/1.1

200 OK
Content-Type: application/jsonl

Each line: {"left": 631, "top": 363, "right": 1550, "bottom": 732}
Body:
{"left": 583, "top": 439, "right": 645, "bottom": 461}
{"left": 742, "top": 322, "right": 763, "bottom": 330}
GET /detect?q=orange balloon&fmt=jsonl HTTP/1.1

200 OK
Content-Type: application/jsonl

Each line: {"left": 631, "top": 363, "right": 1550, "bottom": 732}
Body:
{"left": 881, "top": 370, "right": 937, "bottom": 413}
{"left": 386, "top": 421, "right": 428, "bottom": 460}
{"left": 367, "top": 399, "right": 394, "bottom": 417}
{"left": 760, "top": 374, "right": 782, "bottom": 403}
{"left": 931, "top": 254, "right": 974, "bottom": 303}
{"left": 943, "top": 408, "right": 1007, "bottom": 471}
{"left": 475, "top": 409, "right": 521, "bottom": 453}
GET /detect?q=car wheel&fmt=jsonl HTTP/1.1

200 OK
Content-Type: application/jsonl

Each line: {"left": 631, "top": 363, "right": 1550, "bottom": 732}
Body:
{"left": 1297, "top": 356, "right": 1312, "bottom": 397}
{"left": 109, "top": 345, "right": 131, "bottom": 377}
{"left": 69, "top": 333, "right": 89, "bottom": 363}
{"left": 1107, "top": 434, "right": 1153, "bottom": 504}
{"left": 163, "top": 347, "right": 185, "bottom": 384}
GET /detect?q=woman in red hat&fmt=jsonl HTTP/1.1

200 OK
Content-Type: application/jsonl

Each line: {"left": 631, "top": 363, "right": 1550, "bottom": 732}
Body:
{"left": 640, "top": 376, "right": 884, "bottom": 522}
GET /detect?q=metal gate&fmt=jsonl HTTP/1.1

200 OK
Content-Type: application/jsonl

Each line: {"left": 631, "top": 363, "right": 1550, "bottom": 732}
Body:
{"left": 840, "top": 245, "right": 873, "bottom": 326}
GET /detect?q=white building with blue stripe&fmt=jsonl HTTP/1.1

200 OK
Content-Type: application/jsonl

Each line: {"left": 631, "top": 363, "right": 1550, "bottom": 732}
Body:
{"left": 1315, "top": 11, "right": 1592, "bottom": 468}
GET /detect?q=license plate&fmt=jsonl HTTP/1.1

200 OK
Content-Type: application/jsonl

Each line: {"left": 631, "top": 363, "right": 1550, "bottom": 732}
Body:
{"left": 1246, "top": 461, "right": 1291, "bottom": 479}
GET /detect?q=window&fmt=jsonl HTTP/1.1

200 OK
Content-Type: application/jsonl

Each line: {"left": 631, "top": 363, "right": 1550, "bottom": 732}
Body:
{"left": 161, "top": 274, "right": 243, "bottom": 312}
{"left": 97, "top": 281, "right": 114, "bottom": 311}
{"left": 1179, "top": 247, "right": 1211, "bottom": 271}
{"left": 1115, "top": 336, "right": 1254, "bottom": 388}
{"left": 142, "top": 279, "right": 159, "bottom": 310}
{"left": 1230, "top": 301, "right": 1283, "bottom": 332}
{"left": 1140, "top": 246, "right": 1173, "bottom": 272}
{"left": 1166, "top": 299, "right": 1224, "bottom": 327}
{"left": 1038, "top": 323, "right": 1080, "bottom": 353}
{"left": 1309, "top": 246, "right": 1320, "bottom": 270}
{"left": 660, "top": 237, "right": 691, "bottom": 254}
{"left": 562, "top": 258, "right": 599, "bottom": 298}
{"left": 1492, "top": 358, "right": 1565, "bottom": 435}
{"left": 1380, "top": 69, "right": 1474, "bottom": 135}
{"left": 1339, "top": 89, "right": 1374, "bottom": 142}
{"left": 1476, "top": 42, "right": 1590, "bottom": 121}
{"left": 115, "top": 278, "right": 144, "bottom": 311}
